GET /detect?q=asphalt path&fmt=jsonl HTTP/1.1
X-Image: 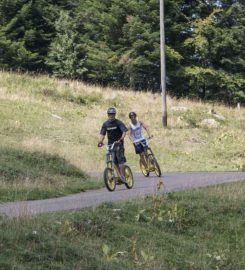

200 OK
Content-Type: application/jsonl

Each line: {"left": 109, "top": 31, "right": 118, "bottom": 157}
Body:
{"left": 0, "top": 171, "right": 245, "bottom": 217}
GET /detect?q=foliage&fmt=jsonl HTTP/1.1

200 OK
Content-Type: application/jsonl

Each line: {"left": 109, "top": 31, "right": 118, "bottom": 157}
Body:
{"left": 46, "top": 10, "right": 87, "bottom": 79}
{"left": 0, "top": 0, "right": 244, "bottom": 102}
{"left": 0, "top": 0, "right": 55, "bottom": 70}
{"left": 183, "top": 3, "right": 245, "bottom": 102}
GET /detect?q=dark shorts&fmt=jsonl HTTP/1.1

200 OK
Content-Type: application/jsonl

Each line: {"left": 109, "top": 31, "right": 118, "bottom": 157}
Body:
{"left": 134, "top": 139, "right": 148, "bottom": 154}
{"left": 111, "top": 143, "right": 126, "bottom": 165}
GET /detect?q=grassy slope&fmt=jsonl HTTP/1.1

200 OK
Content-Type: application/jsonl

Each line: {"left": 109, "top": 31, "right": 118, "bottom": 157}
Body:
{"left": 0, "top": 71, "right": 244, "bottom": 201}
{"left": 0, "top": 181, "right": 244, "bottom": 269}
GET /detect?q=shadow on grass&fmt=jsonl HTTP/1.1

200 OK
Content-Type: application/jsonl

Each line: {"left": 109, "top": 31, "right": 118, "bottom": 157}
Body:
{"left": 0, "top": 147, "right": 102, "bottom": 202}
{"left": 0, "top": 147, "right": 86, "bottom": 181}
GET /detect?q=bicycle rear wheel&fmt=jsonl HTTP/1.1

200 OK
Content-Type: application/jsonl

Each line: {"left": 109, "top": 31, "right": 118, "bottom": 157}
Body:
{"left": 153, "top": 158, "right": 161, "bottom": 177}
{"left": 139, "top": 160, "right": 149, "bottom": 177}
{"left": 103, "top": 168, "right": 116, "bottom": 191}
{"left": 124, "top": 165, "right": 134, "bottom": 189}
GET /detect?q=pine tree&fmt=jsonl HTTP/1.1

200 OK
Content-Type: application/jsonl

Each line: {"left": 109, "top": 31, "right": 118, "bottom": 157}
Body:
{"left": 0, "top": 0, "right": 67, "bottom": 70}
{"left": 46, "top": 11, "right": 87, "bottom": 79}
{"left": 183, "top": 1, "right": 245, "bottom": 102}
{"left": 0, "top": 0, "right": 244, "bottom": 102}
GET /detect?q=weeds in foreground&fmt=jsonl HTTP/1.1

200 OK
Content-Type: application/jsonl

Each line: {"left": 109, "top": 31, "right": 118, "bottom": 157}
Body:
{"left": 206, "top": 250, "right": 229, "bottom": 270}
{"left": 61, "top": 220, "right": 76, "bottom": 236}
{"left": 151, "top": 180, "right": 165, "bottom": 221}
{"left": 135, "top": 180, "right": 189, "bottom": 231}
{"left": 102, "top": 244, "right": 127, "bottom": 262}
{"left": 102, "top": 236, "right": 155, "bottom": 267}
{"left": 0, "top": 182, "right": 244, "bottom": 269}
{"left": 135, "top": 180, "right": 165, "bottom": 223}
{"left": 130, "top": 237, "right": 155, "bottom": 267}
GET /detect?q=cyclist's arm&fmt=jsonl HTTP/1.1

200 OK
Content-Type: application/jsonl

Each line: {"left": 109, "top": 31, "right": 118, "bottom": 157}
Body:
{"left": 140, "top": 121, "right": 152, "bottom": 138}
{"left": 119, "top": 131, "right": 127, "bottom": 142}
{"left": 98, "top": 124, "right": 106, "bottom": 145}
{"left": 127, "top": 124, "right": 134, "bottom": 143}
{"left": 98, "top": 134, "right": 105, "bottom": 145}
{"left": 117, "top": 120, "right": 128, "bottom": 142}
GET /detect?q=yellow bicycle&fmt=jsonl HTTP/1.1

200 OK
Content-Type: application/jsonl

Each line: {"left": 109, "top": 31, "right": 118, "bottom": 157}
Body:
{"left": 137, "top": 139, "right": 161, "bottom": 177}
{"left": 101, "top": 142, "right": 134, "bottom": 192}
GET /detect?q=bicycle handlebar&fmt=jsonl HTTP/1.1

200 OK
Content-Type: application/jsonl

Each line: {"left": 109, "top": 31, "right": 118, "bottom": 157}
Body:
{"left": 97, "top": 141, "right": 121, "bottom": 150}
{"left": 106, "top": 141, "right": 121, "bottom": 151}
{"left": 133, "top": 135, "right": 153, "bottom": 146}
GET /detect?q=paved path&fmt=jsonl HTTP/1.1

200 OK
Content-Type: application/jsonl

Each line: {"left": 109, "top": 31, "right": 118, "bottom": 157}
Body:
{"left": 0, "top": 172, "right": 245, "bottom": 217}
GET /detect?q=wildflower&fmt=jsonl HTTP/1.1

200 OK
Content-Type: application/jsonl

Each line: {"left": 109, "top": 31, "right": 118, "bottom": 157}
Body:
{"left": 215, "top": 255, "right": 221, "bottom": 261}
{"left": 112, "top": 209, "right": 121, "bottom": 212}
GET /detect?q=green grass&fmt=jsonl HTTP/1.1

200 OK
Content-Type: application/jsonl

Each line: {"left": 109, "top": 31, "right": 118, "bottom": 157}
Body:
{"left": 0, "top": 181, "right": 244, "bottom": 269}
{"left": 0, "top": 72, "right": 244, "bottom": 269}
{"left": 0, "top": 70, "right": 245, "bottom": 202}
{"left": 0, "top": 147, "right": 101, "bottom": 201}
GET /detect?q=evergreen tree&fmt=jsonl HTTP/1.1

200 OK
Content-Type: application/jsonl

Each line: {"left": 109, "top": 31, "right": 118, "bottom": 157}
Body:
{"left": 183, "top": 1, "right": 245, "bottom": 102}
{"left": 0, "top": 0, "right": 244, "bottom": 102}
{"left": 46, "top": 11, "right": 87, "bottom": 79}
{"left": 0, "top": 0, "right": 69, "bottom": 70}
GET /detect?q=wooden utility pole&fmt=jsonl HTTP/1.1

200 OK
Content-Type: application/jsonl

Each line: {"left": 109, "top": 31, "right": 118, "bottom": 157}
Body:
{"left": 160, "top": 0, "right": 167, "bottom": 127}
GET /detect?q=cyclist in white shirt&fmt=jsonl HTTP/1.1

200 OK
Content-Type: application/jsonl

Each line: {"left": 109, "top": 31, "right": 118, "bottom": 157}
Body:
{"left": 128, "top": 112, "right": 152, "bottom": 169}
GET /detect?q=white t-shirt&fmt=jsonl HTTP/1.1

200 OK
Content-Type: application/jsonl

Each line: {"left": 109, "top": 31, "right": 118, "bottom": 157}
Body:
{"left": 130, "top": 121, "right": 145, "bottom": 142}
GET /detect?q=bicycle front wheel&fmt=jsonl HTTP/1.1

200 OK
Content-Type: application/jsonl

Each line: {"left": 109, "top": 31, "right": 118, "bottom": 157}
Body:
{"left": 124, "top": 165, "right": 134, "bottom": 189}
{"left": 139, "top": 160, "right": 149, "bottom": 177}
{"left": 152, "top": 158, "right": 161, "bottom": 177}
{"left": 103, "top": 168, "right": 116, "bottom": 191}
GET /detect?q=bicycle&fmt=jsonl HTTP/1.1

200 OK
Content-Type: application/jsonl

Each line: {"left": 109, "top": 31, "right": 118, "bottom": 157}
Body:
{"left": 100, "top": 141, "right": 134, "bottom": 191}
{"left": 136, "top": 138, "right": 161, "bottom": 177}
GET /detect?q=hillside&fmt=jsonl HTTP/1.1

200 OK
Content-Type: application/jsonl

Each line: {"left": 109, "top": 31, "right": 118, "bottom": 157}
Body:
{"left": 0, "top": 71, "right": 244, "bottom": 201}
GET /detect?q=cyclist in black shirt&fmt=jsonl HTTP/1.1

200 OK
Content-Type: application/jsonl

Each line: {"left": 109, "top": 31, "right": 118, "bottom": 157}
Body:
{"left": 98, "top": 107, "right": 128, "bottom": 182}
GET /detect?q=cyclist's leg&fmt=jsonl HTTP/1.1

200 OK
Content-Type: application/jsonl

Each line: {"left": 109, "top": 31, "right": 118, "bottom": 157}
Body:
{"left": 119, "top": 164, "right": 126, "bottom": 180}
{"left": 116, "top": 144, "right": 127, "bottom": 181}
{"left": 136, "top": 140, "right": 148, "bottom": 168}
{"left": 114, "top": 164, "right": 121, "bottom": 176}
{"left": 112, "top": 146, "right": 121, "bottom": 175}
{"left": 110, "top": 151, "right": 117, "bottom": 174}
{"left": 140, "top": 152, "right": 148, "bottom": 168}
{"left": 112, "top": 151, "right": 125, "bottom": 182}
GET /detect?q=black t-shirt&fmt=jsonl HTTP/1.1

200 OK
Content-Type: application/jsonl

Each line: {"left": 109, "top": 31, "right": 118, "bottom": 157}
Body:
{"left": 100, "top": 119, "right": 128, "bottom": 144}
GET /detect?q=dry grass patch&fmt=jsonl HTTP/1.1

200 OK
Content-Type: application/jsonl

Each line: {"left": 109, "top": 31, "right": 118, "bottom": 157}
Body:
{"left": 0, "top": 71, "right": 244, "bottom": 200}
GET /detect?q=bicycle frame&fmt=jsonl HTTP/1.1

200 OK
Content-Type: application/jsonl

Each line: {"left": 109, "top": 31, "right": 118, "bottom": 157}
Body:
{"left": 135, "top": 139, "right": 155, "bottom": 171}
{"left": 105, "top": 142, "right": 121, "bottom": 180}
{"left": 135, "top": 137, "right": 161, "bottom": 177}
{"left": 102, "top": 142, "right": 134, "bottom": 190}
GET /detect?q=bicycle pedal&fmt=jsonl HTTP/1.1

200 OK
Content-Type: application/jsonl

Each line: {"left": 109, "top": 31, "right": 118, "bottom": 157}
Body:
{"left": 120, "top": 178, "right": 127, "bottom": 184}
